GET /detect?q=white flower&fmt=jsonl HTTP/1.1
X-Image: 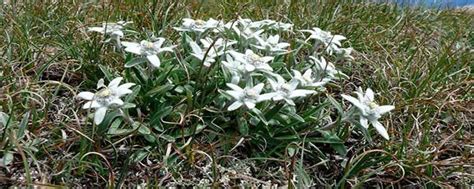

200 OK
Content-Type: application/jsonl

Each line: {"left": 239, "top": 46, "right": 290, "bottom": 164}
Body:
{"left": 121, "top": 38, "right": 175, "bottom": 68}
{"left": 189, "top": 38, "right": 237, "bottom": 67}
{"left": 230, "top": 50, "right": 274, "bottom": 72}
{"left": 189, "top": 40, "right": 221, "bottom": 67}
{"left": 88, "top": 21, "right": 132, "bottom": 37}
{"left": 292, "top": 69, "right": 328, "bottom": 87}
{"left": 222, "top": 54, "right": 249, "bottom": 84}
{"left": 224, "top": 83, "right": 274, "bottom": 111}
{"left": 174, "top": 18, "right": 222, "bottom": 33}
{"left": 88, "top": 21, "right": 132, "bottom": 47}
{"left": 310, "top": 56, "right": 346, "bottom": 79}
{"left": 232, "top": 27, "right": 264, "bottom": 41}
{"left": 341, "top": 87, "right": 395, "bottom": 140}
{"left": 301, "top": 27, "right": 346, "bottom": 54}
{"left": 267, "top": 76, "right": 314, "bottom": 106}
{"left": 334, "top": 47, "right": 354, "bottom": 61}
{"left": 253, "top": 34, "right": 290, "bottom": 54}
{"left": 77, "top": 77, "right": 135, "bottom": 125}
{"left": 199, "top": 37, "right": 237, "bottom": 50}
{"left": 250, "top": 19, "right": 293, "bottom": 31}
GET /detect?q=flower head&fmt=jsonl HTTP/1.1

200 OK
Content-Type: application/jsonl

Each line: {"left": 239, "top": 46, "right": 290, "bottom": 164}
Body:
{"left": 301, "top": 27, "right": 346, "bottom": 54}
{"left": 341, "top": 87, "right": 395, "bottom": 140}
{"left": 267, "top": 76, "right": 314, "bottom": 106}
{"left": 310, "top": 56, "right": 346, "bottom": 80}
{"left": 253, "top": 34, "right": 290, "bottom": 54}
{"left": 77, "top": 77, "right": 135, "bottom": 125}
{"left": 224, "top": 83, "right": 274, "bottom": 111}
{"left": 174, "top": 18, "right": 222, "bottom": 33}
{"left": 292, "top": 69, "right": 328, "bottom": 88}
{"left": 88, "top": 21, "right": 132, "bottom": 37}
{"left": 121, "top": 38, "right": 175, "bottom": 68}
{"left": 229, "top": 50, "right": 274, "bottom": 72}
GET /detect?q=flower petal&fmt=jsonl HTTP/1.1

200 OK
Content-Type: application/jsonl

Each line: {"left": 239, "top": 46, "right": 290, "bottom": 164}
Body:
{"left": 226, "top": 83, "right": 243, "bottom": 91}
{"left": 77, "top": 92, "right": 95, "bottom": 100}
{"left": 252, "top": 83, "right": 265, "bottom": 94}
{"left": 244, "top": 101, "right": 256, "bottom": 109}
{"left": 147, "top": 55, "right": 161, "bottom": 68}
{"left": 365, "top": 88, "right": 375, "bottom": 102}
{"left": 375, "top": 105, "right": 395, "bottom": 115}
{"left": 109, "top": 98, "right": 124, "bottom": 106}
{"left": 371, "top": 120, "right": 389, "bottom": 140}
{"left": 82, "top": 101, "right": 101, "bottom": 109}
{"left": 341, "top": 94, "right": 366, "bottom": 112}
{"left": 228, "top": 101, "right": 243, "bottom": 111}
{"left": 360, "top": 116, "right": 369, "bottom": 128}
{"left": 258, "top": 93, "right": 275, "bottom": 102}
{"left": 289, "top": 90, "right": 314, "bottom": 98}
{"left": 94, "top": 107, "right": 107, "bottom": 125}
{"left": 108, "top": 77, "right": 123, "bottom": 89}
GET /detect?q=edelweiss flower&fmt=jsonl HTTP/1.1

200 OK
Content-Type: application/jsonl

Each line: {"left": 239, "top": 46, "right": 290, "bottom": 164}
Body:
{"left": 230, "top": 50, "right": 274, "bottom": 72}
{"left": 199, "top": 37, "right": 237, "bottom": 50}
{"left": 253, "top": 34, "right": 290, "bottom": 54}
{"left": 77, "top": 77, "right": 135, "bottom": 125}
{"left": 334, "top": 47, "right": 354, "bottom": 61}
{"left": 225, "top": 83, "right": 274, "bottom": 111}
{"left": 222, "top": 54, "right": 249, "bottom": 84}
{"left": 292, "top": 69, "right": 328, "bottom": 87}
{"left": 121, "top": 38, "right": 175, "bottom": 68}
{"left": 267, "top": 76, "right": 314, "bottom": 106}
{"left": 301, "top": 27, "right": 346, "bottom": 54}
{"left": 233, "top": 27, "right": 264, "bottom": 41}
{"left": 88, "top": 21, "right": 132, "bottom": 37}
{"left": 341, "top": 87, "right": 395, "bottom": 140}
{"left": 88, "top": 21, "right": 132, "bottom": 47}
{"left": 310, "top": 56, "right": 345, "bottom": 79}
{"left": 174, "top": 18, "right": 222, "bottom": 33}
{"left": 250, "top": 19, "right": 293, "bottom": 31}
{"left": 189, "top": 40, "right": 222, "bottom": 67}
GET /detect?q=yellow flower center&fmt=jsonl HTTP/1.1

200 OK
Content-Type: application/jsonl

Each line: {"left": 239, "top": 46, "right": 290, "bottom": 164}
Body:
{"left": 368, "top": 101, "right": 379, "bottom": 109}
{"left": 96, "top": 88, "right": 112, "bottom": 98}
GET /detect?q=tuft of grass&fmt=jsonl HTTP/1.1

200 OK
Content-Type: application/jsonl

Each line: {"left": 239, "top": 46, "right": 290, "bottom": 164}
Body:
{"left": 0, "top": 0, "right": 472, "bottom": 188}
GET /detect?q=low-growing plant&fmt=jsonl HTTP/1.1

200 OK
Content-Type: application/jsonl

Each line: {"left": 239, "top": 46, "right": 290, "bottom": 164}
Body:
{"left": 74, "top": 17, "right": 395, "bottom": 187}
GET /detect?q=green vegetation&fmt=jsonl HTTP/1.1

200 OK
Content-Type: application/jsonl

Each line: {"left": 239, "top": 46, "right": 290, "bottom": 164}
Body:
{"left": 0, "top": 1, "right": 472, "bottom": 188}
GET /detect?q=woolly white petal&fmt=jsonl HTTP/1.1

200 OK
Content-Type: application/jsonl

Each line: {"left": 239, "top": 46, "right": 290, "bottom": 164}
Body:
{"left": 244, "top": 101, "right": 256, "bottom": 109}
{"left": 375, "top": 105, "right": 395, "bottom": 115}
{"left": 341, "top": 94, "right": 366, "bottom": 112}
{"left": 371, "top": 120, "right": 389, "bottom": 140}
{"left": 360, "top": 116, "right": 369, "bottom": 129}
{"left": 94, "top": 107, "right": 107, "bottom": 125}
{"left": 109, "top": 98, "right": 124, "bottom": 106}
{"left": 228, "top": 101, "right": 243, "bottom": 111}
{"left": 258, "top": 93, "right": 275, "bottom": 102}
{"left": 365, "top": 88, "right": 375, "bottom": 102}
{"left": 77, "top": 92, "right": 95, "bottom": 100}
{"left": 226, "top": 83, "right": 243, "bottom": 91}
{"left": 108, "top": 77, "right": 123, "bottom": 89}
{"left": 147, "top": 55, "right": 161, "bottom": 68}
{"left": 82, "top": 101, "right": 102, "bottom": 109}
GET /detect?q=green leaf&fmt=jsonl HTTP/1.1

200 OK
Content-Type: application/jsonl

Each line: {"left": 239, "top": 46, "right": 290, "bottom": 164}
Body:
{"left": 0, "top": 112, "right": 10, "bottom": 127}
{"left": 2, "top": 152, "right": 14, "bottom": 166}
{"left": 237, "top": 117, "right": 249, "bottom": 136}
{"left": 138, "top": 125, "right": 151, "bottom": 135}
{"left": 319, "top": 130, "right": 347, "bottom": 156}
{"left": 327, "top": 95, "right": 343, "bottom": 114}
{"left": 17, "top": 111, "right": 30, "bottom": 139}
{"left": 146, "top": 83, "right": 173, "bottom": 96}
{"left": 98, "top": 65, "right": 113, "bottom": 81}
{"left": 130, "top": 149, "right": 149, "bottom": 163}
{"left": 125, "top": 57, "right": 147, "bottom": 68}
{"left": 125, "top": 85, "right": 141, "bottom": 102}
